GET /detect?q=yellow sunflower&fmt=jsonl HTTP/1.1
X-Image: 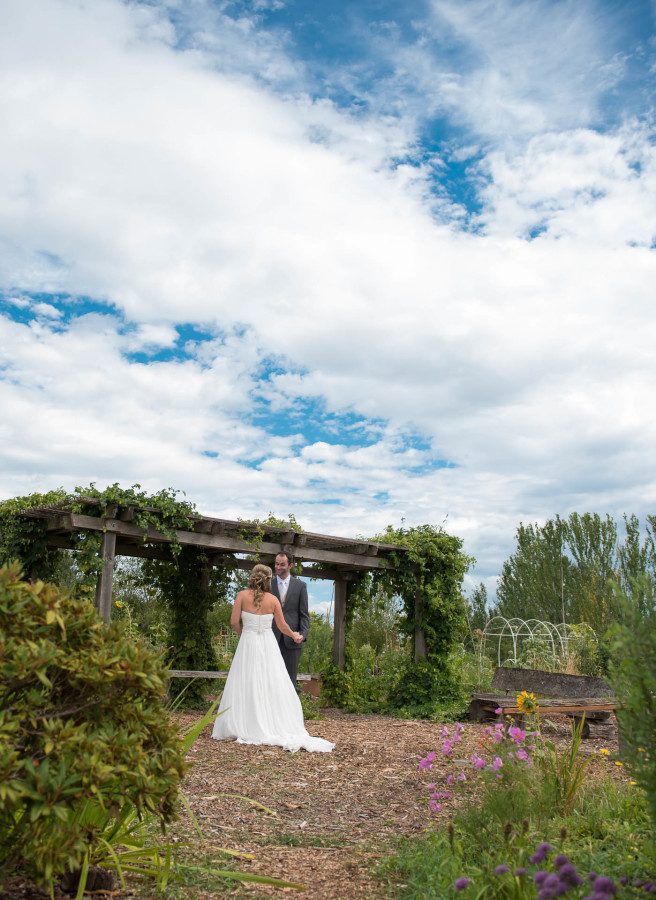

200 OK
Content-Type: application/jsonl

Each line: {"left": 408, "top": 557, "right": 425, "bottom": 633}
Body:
{"left": 516, "top": 690, "right": 539, "bottom": 713}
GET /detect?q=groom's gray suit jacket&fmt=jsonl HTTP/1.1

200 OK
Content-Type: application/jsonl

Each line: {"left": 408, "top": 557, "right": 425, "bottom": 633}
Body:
{"left": 271, "top": 576, "right": 310, "bottom": 651}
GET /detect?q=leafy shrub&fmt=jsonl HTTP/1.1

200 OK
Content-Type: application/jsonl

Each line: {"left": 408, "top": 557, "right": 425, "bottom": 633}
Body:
{"left": 0, "top": 562, "right": 186, "bottom": 890}
{"left": 608, "top": 576, "right": 656, "bottom": 828}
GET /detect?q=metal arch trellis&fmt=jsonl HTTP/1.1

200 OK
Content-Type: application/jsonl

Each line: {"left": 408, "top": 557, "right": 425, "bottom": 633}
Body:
{"left": 480, "top": 615, "right": 598, "bottom": 669}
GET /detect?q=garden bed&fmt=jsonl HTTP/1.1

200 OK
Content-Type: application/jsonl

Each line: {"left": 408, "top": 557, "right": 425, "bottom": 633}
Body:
{"left": 0, "top": 710, "right": 625, "bottom": 900}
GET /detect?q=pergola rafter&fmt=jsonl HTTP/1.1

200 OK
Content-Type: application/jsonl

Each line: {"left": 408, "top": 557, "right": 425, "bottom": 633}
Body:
{"left": 20, "top": 498, "right": 414, "bottom": 668}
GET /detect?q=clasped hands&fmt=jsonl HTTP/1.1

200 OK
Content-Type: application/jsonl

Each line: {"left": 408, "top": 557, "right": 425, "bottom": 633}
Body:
{"left": 291, "top": 631, "right": 304, "bottom": 644}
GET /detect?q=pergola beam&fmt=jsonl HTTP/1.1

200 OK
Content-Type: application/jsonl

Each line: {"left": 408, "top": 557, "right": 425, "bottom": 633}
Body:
{"left": 46, "top": 513, "right": 392, "bottom": 571}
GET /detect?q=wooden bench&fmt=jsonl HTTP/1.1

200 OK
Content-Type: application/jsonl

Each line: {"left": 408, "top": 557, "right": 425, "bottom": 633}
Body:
{"left": 168, "top": 670, "right": 322, "bottom": 697}
{"left": 470, "top": 666, "right": 618, "bottom": 739}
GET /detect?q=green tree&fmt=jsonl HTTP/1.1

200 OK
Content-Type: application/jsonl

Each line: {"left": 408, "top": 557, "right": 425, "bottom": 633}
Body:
{"left": 466, "top": 581, "right": 489, "bottom": 633}
{"left": 494, "top": 516, "right": 570, "bottom": 623}
{"left": 299, "top": 611, "right": 334, "bottom": 674}
{"left": 350, "top": 585, "right": 401, "bottom": 654}
{"left": 566, "top": 512, "right": 619, "bottom": 634}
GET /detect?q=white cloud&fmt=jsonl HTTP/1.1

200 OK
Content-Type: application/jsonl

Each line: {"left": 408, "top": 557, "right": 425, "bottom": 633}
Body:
{"left": 1, "top": 0, "right": 655, "bottom": 592}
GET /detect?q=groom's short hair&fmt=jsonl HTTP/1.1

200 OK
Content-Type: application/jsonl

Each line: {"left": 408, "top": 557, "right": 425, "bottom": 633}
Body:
{"left": 276, "top": 549, "right": 293, "bottom": 566}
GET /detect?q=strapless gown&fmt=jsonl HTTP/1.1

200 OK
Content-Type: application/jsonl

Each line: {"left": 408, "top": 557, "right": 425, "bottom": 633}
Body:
{"left": 211, "top": 611, "right": 334, "bottom": 753}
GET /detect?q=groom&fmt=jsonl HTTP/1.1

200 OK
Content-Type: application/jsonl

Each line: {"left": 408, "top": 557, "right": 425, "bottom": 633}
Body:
{"left": 271, "top": 550, "right": 310, "bottom": 686}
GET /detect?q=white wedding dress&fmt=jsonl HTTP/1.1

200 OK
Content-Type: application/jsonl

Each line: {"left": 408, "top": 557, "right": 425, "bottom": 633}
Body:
{"left": 211, "top": 611, "right": 334, "bottom": 753}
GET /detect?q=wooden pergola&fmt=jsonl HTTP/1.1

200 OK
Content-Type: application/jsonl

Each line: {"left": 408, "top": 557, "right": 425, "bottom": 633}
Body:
{"left": 20, "top": 498, "right": 421, "bottom": 667}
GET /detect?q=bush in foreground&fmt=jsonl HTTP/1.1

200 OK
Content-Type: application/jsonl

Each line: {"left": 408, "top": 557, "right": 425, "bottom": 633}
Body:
{"left": 0, "top": 562, "right": 186, "bottom": 890}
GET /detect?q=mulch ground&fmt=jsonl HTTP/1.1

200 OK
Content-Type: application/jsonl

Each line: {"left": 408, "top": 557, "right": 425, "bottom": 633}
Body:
{"left": 1, "top": 709, "right": 624, "bottom": 900}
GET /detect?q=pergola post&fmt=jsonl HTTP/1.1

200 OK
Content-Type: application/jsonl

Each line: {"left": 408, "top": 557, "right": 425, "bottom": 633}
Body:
{"left": 95, "top": 530, "right": 117, "bottom": 624}
{"left": 333, "top": 578, "right": 347, "bottom": 669}
{"left": 414, "top": 568, "right": 427, "bottom": 662}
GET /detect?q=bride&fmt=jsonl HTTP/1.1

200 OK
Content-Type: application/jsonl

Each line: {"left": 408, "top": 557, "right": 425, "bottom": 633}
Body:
{"left": 212, "top": 564, "right": 334, "bottom": 753}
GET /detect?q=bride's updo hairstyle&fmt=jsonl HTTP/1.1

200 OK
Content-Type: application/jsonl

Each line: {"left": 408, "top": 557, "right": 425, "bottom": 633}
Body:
{"left": 248, "top": 564, "right": 272, "bottom": 608}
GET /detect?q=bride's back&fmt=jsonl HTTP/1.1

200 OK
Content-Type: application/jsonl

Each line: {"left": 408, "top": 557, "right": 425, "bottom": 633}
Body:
{"left": 238, "top": 588, "right": 277, "bottom": 616}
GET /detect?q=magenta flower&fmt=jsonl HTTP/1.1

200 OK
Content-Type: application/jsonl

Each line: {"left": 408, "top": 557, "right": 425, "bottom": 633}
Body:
{"left": 418, "top": 751, "right": 437, "bottom": 771}
{"left": 457, "top": 772, "right": 466, "bottom": 782}
{"left": 471, "top": 753, "right": 486, "bottom": 769}
{"left": 443, "top": 740, "right": 454, "bottom": 755}
{"left": 508, "top": 726, "right": 526, "bottom": 742}
{"left": 516, "top": 748, "right": 529, "bottom": 761}
{"left": 427, "top": 782, "right": 436, "bottom": 790}
{"left": 494, "top": 707, "right": 503, "bottom": 714}
{"left": 429, "top": 800, "right": 443, "bottom": 812}
{"left": 441, "top": 725, "right": 450, "bottom": 738}
{"left": 492, "top": 756, "right": 503, "bottom": 771}
{"left": 446, "top": 774, "right": 455, "bottom": 786}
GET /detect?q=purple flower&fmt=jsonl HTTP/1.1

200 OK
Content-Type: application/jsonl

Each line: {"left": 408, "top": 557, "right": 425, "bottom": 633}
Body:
{"left": 537, "top": 890, "right": 555, "bottom": 900}
{"left": 619, "top": 877, "right": 628, "bottom": 887}
{"left": 536, "top": 842, "right": 554, "bottom": 855}
{"left": 534, "top": 871, "right": 549, "bottom": 886}
{"left": 554, "top": 855, "right": 570, "bottom": 869}
{"left": 559, "top": 864, "right": 583, "bottom": 886}
{"left": 514, "top": 868, "right": 528, "bottom": 877}
{"left": 588, "top": 872, "right": 598, "bottom": 882}
{"left": 494, "top": 865, "right": 510, "bottom": 876}
{"left": 443, "top": 740, "right": 454, "bottom": 755}
{"left": 446, "top": 774, "right": 454, "bottom": 786}
{"left": 454, "top": 877, "right": 471, "bottom": 891}
{"left": 492, "top": 756, "right": 503, "bottom": 771}
{"left": 418, "top": 751, "right": 436, "bottom": 771}
{"left": 428, "top": 800, "right": 443, "bottom": 812}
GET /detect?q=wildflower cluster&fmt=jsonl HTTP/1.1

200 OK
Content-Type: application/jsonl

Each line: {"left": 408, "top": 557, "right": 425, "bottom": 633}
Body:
{"left": 418, "top": 720, "right": 538, "bottom": 810}
{"left": 454, "top": 839, "right": 656, "bottom": 898}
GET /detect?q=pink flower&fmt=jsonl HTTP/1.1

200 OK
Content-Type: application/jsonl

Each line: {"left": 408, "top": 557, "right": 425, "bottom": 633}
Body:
{"left": 471, "top": 753, "right": 486, "bottom": 769}
{"left": 428, "top": 783, "right": 436, "bottom": 790}
{"left": 429, "top": 800, "right": 443, "bottom": 812}
{"left": 446, "top": 774, "right": 455, "bottom": 786}
{"left": 508, "top": 726, "right": 526, "bottom": 743}
{"left": 492, "top": 756, "right": 503, "bottom": 771}
{"left": 441, "top": 726, "right": 450, "bottom": 739}
{"left": 516, "top": 748, "right": 529, "bottom": 761}
{"left": 457, "top": 772, "right": 466, "bottom": 782}
{"left": 418, "top": 752, "right": 436, "bottom": 771}
{"left": 442, "top": 740, "right": 454, "bottom": 755}
{"left": 495, "top": 707, "right": 503, "bottom": 714}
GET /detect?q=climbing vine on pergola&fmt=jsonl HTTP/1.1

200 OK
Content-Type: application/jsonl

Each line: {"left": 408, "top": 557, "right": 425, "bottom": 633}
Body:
{"left": 0, "top": 484, "right": 472, "bottom": 706}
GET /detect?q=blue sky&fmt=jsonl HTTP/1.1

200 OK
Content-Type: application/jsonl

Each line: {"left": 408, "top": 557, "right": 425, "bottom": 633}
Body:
{"left": 1, "top": 0, "right": 655, "bottom": 613}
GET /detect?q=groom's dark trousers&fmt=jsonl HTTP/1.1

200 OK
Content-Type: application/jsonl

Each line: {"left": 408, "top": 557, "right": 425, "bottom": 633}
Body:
{"left": 271, "top": 575, "right": 310, "bottom": 686}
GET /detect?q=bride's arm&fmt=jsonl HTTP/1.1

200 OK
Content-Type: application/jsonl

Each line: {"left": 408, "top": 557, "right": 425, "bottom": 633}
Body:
{"left": 230, "top": 593, "right": 243, "bottom": 636}
{"left": 272, "top": 597, "right": 303, "bottom": 643}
